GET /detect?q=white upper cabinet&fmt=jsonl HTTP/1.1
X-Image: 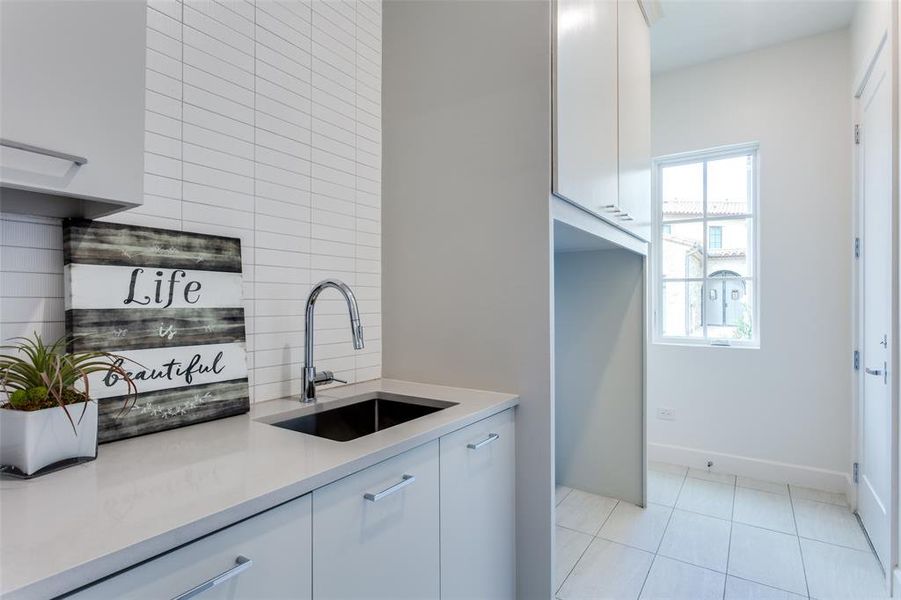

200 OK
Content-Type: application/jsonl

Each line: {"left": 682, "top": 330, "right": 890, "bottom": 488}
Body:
{"left": 440, "top": 409, "right": 516, "bottom": 600}
{"left": 617, "top": 0, "right": 652, "bottom": 239}
{"left": 554, "top": 0, "right": 619, "bottom": 212}
{"left": 553, "top": 0, "right": 652, "bottom": 239}
{"left": 0, "top": 0, "right": 146, "bottom": 218}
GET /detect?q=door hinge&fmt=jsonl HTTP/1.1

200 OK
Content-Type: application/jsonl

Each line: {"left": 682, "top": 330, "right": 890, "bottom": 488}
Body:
{"left": 855, "top": 124, "right": 861, "bottom": 144}
{"left": 853, "top": 462, "right": 859, "bottom": 484}
{"left": 855, "top": 237, "right": 860, "bottom": 258}
{"left": 854, "top": 350, "right": 860, "bottom": 371}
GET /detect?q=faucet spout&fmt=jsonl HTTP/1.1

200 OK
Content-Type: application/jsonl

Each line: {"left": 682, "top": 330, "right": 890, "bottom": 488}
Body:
{"left": 302, "top": 279, "right": 365, "bottom": 403}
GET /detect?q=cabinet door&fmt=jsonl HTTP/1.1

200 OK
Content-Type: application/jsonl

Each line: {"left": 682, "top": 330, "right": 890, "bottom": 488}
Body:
{"left": 68, "top": 494, "right": 313, "bottom": 599}
{"left": 313, "top": 440, "right": 440, "bottom": 599}
{"left": 440, "top": 409, "right": 516, "bottom": 600}
{"left": 554, "top": 0, "right": 619, "bottom": 212}
{"left": 617, "top": 0, "right": 652, "bottom": 238}
{"left": 0, "top": 0, "right": 145, "bottom": 213}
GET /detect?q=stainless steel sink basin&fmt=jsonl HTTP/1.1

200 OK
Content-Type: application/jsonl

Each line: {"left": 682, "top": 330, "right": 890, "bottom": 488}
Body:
{"left": 259, "top": 392, "right": 457, "bottom": 442}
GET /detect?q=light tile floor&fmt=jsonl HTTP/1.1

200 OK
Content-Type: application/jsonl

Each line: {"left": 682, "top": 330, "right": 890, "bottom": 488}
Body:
{"left": 555, "top": 462, "right": 886, "bottom": 599}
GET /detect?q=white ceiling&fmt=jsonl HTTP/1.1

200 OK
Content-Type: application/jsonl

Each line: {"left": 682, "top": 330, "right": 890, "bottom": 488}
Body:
{"left": 650, "top": 0, "right": 857, "bottom": 73}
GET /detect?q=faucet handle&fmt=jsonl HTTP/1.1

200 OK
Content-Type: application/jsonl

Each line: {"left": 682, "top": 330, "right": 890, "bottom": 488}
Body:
{"left": 313, "top": 370, "right": 346, "bottom": 385}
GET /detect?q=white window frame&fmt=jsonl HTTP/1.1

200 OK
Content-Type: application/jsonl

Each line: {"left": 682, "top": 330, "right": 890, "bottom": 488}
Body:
{"left": 652, "top": 142, "right": 761, "bottom": 348}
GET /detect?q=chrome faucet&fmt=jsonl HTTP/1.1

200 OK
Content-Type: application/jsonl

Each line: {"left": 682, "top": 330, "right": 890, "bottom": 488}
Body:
{"left": 302, "top": 279, "right": 364, "bottom": 402}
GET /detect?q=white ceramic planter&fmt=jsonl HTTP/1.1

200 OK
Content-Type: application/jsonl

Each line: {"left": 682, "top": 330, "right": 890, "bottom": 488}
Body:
{"left": 0, "top": 401, "right": 98, "bottom": 476}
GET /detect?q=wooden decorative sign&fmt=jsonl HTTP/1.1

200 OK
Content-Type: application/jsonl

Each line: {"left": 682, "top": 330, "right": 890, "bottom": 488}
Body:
{"left": 63, "top": 219, "right": 249, "bottom": 443}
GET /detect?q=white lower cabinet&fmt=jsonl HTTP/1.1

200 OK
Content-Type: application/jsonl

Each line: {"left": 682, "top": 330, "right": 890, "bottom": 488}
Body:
{"left": 68, "top": 494, "right": 312, "bottom": 599}
{"left": 65, "top": 411, "right": 517, "bottom": 600}
{"left": 440, "top": 408, "right": 516, "bottom": 599}
{"left": 312, "top": 440, "right": 440, "bottom": 599}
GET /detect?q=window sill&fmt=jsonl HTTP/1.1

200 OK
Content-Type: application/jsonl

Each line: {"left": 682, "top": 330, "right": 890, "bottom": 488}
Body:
{"left": 652, "top": 338, "right": 760, "bottom": 350}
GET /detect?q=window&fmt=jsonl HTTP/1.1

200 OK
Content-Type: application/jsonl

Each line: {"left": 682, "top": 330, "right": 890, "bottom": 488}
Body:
{"left": 708, "top": 226, "right": 722, "bottom": 249}
{"left": 654, "top": 144, "right": 758, "bottom": 346}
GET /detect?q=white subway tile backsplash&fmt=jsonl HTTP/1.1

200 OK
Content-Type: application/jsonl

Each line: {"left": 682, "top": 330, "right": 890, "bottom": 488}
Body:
{"left": 184, "top": 26, "right": 255, "bottom": 73}
{"left": 255, "top": 28, "right": 312, "bottom": 70}
{"left": 147, "top": 90, "right": 183, "bottom": 119}
{"left": 148, "top": 0, "right": 182, "bottom": 23}
{"left": 184, "top": 45, "right": 254, "bottom": 90}
{"left": 0, "top": 298, "right": 66, "bottom": 324}
{"left": 254, "top": 197, "right": 309, "bottom": 221}
{"left": 256, "top": 180, "right": 312, "bottom": 207}
{"left": 184, "top": 104, "right": 254, "bottom": 141}
{"left": 255, "top": 147, "right": 311, "bottom": 177}
{"left": 221, "top": 0, "right": 255, "bottom": 23}
{"left": 147, "top": 69, "right": 183, "bottom": 100}
{"left": 257, "top": 213, "right": 310, "bottom": 236}
{"left": 184, "top": 4, "right": 254, "bottom": 54}
{"left": 183, "top": 124, "right": 254, "bottom": 158}
{"left": 183, "top": 142, "right": 255, "bottom": 176}
{"left": 185, "top": 84, "right": 255, "bottom": 124}
{"left": 313, "top": 195, "right": 354, "bottom": 218}
{"left": 147, "top": 28, "right": 183, "bottom": 62}
{"left": 256, "top": 112, "right": 311, "bottom": 144}
{"left": 255, "top": 91, "right": 313, "bottom": 129}
{"left": 146, "top": 132, "right": 183, "bottom": 158}
{"left": 136, "top": 194, "right": 184, "bottom": 219}
{"left": 0, "top": 321, "right": 66, "bottom": 345}
{"left": 255, "top": 264, "right": 309, "bottom": 284}
{"left": 184, "top": 65, "right": 255, "bottom": 107}
{"left": 147, "top": 6, "right": 183, "bottom": 41}
{"left": 1, "top": 273, "right": 64, "bottom": 298}
{"left": 147, "top": 48, "right": 183, "bottom": 80}
{"left": 256, "top": 5, "right": 312, "bottom": 46}
{"left": 0, "top": 247, "right": 63, "bottom": 274}
{"left": 255, "top": 129, "right": 311, "bottom": 160}
{"left": 1, "top": 0, "right": 380, "bottom": 402}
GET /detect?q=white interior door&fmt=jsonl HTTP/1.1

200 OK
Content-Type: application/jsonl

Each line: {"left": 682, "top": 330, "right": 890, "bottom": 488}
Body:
{"left": 858, "top": 40, "right": 893, "bottom": 574}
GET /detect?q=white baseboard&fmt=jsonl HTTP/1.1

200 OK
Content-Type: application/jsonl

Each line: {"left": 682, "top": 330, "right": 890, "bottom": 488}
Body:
{"left": 649, "top": 442, "right": 852, "bottom": 494}
{"left": 893, "top": 568, "right": 901, "bottom": 598}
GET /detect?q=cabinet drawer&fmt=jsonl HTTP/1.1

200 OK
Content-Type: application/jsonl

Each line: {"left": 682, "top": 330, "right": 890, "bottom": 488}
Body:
{"left": 440, "top": 409, "right": 516, "bottom": 599}
{"left": 313, "top": 440, "right": 439, "bottom": 599}
{"left": 67, "top": 494, "right": 312, "bottom": 600}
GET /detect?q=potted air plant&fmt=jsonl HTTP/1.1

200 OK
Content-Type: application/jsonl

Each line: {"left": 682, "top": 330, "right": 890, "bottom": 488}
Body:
{"left": 0, "top": 334, "right": 137, "bottom": 477}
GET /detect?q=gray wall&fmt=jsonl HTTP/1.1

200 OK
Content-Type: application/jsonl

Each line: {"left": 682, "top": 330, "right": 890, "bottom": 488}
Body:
{"left": 555, "top": 249, "right": 645, "bottom": 505}
{"left": 382, "top": 1, "right": 554, "bottom": 597}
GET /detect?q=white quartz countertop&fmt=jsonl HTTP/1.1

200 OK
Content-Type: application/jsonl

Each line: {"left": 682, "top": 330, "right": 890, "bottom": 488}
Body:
{"left": 0, "top": 379, "right": 518, "bottom": 599}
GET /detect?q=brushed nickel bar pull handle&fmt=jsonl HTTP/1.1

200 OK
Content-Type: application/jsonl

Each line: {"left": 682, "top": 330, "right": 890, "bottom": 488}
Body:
{"left": 364, "top": 474, "right": 415, "bottom": 502}
{"left": 171, "top": 556, "right": 252, "bottom": 600}
{"left": 467, "top": 433, "right": 500, "bottom": 450}
{"left": 0, "top": 138, "right": 88, "bottom": 165}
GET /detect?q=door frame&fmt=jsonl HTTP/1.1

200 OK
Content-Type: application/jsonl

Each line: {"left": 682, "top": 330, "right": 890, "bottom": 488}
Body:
{"left": 852, "top": 28, "right": 899, "bottom": 591}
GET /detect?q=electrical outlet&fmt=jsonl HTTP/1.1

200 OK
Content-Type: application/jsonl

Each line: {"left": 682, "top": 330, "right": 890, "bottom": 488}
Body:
{"left": 657, "top": 408, "right": 675, "bottom": 421}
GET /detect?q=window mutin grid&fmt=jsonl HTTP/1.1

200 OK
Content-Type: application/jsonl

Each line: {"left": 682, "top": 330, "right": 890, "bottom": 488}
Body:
{"left": 653, "top": 143, "right": 759, "bottom": 347}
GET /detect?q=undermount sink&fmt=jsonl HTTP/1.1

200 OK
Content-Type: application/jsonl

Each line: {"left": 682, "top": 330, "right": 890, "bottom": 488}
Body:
{"left": 260, "top": 392, "right": 458, "bottom": 442}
